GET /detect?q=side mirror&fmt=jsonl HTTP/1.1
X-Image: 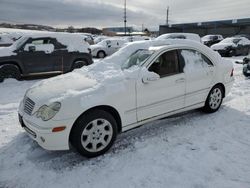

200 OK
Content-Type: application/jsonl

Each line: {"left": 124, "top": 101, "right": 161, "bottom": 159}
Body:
{"left": 24, "top": 44, "right": 36, "bottom": 52}
{"left": 29, "top": 45, "right": 36, "bottom": 52}
{"left": 142, "top": 71, "right": 160, "bottom": 83}
{"left": 107, "top": 44, "right": 111, "bottom": 48}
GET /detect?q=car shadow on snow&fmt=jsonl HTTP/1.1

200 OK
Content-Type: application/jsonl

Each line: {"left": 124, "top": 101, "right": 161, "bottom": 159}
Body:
{"left": 1, "top": 104, "right": 249, "bottom": 173}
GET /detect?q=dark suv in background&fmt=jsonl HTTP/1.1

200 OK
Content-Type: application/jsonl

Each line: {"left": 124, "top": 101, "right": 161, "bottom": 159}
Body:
{"left": 0, "top": 33, "right": 93, "bottom": 82}
{"left": 202, "top": 35, "right": 223, "bottom": 47}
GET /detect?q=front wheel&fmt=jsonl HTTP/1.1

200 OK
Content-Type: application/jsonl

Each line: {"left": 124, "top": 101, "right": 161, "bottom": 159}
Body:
{"left": 70, "top": 110, "right": 118, "bottom": 158}
{"left": 202, "top": 85, "right": 224, "bottom": 113}
{"left": 0, "top": 64, "right": 21, "bottom": 83}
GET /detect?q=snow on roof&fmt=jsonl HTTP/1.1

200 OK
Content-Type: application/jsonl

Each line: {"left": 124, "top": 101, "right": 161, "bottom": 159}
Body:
{"left": 23, "top": 32, "right": 90, "bottom": 52}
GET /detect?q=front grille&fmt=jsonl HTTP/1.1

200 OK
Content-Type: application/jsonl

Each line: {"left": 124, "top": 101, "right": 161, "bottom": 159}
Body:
{"left": 24, "top": 97, "right": 35, "bottom": 115}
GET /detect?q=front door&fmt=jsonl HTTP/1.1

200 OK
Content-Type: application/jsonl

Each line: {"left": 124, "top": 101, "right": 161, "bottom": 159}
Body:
{"left": 136, "top": 50, "right": 185, "bottom": 121}
{"left": 19, "top": 38, "right": 55, "bottom": 74}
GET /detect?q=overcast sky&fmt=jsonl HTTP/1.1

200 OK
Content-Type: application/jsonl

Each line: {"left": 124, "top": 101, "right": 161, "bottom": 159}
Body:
{"left": 0, "top": 0, "right": 250, "bottom": 30}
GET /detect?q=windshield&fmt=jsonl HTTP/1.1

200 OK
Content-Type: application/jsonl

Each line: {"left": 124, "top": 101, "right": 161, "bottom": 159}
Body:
{"left": 98, "top": 40, "right": 110, "bottom": 46}
{"left": 202, "top": 35, "right": 213, "bottom": 40}
{"left": 13, "top": 36, "right": 28, "bottom": 49}
{"left": 221, "top": 38, "right": 240, "bottom": 44}
{"left": 122, "top": 49, "right": 154, "bottom": 69}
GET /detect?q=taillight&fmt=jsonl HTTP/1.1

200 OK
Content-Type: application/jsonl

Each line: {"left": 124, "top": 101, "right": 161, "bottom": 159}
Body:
{"left": 230, "top": 68, "right": 234, "bottom": 77}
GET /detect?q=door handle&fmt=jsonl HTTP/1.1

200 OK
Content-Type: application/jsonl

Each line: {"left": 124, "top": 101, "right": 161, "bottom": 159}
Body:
{"left": 175, "top": 78, "right": 185, "bottom": 83}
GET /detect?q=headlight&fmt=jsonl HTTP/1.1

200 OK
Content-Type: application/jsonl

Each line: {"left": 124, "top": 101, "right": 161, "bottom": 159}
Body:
{"left": 35, "top": 102, "right": 61, "bottom": 121}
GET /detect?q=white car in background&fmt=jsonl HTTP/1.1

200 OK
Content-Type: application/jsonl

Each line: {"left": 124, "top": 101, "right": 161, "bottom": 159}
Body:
{"left": 93, "top": 36, "right": 109, "bottom": 44}
{"left": 18, "top": 39, "right": 234, "bottom": 158}
{"left": 157, "top": 33, "right": 201, "bottom": 43}
{"left": 124, "top": 35, "right": 151, "bottom": 42}
{"left": 90, "top": 38, "right": 127, "bottom": 58}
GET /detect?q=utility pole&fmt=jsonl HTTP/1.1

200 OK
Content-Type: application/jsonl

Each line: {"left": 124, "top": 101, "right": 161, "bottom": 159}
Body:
{"left": 166, "top": 6, "right": 169, "bottom": 26}
{"left": 124, "top": 0, "right": 127, "bottom": 36}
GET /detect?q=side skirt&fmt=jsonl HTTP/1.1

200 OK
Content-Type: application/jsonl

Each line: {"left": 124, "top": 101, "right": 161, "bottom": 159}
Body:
{"left": 122, "top": 102, "right": 204, "bottom": 132}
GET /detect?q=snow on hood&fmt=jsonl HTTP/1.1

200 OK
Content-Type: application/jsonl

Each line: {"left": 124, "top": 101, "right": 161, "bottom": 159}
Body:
{"left": 0, "top": 46, "right": 16, "bottom": 57}
{"left": 90, "top": 44, "right": 103, "bottom": 50}
{"left": 26, "top": 41, "right": 154, "bottom": 102}
{"left": 211, "top": 43, "right": 233, "bottom": 50}
{"left": 28, "top": 72, "right": 98, "bottom": 102}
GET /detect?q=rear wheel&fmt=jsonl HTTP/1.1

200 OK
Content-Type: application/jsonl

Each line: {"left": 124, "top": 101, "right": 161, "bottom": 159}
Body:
{"left": 70, "top": 110, "right": 118, "bottom": 158}
{"left": 71, "top": 59, "right": 88, "bottom": 70}
{"left": 0, "top": 64, "right": 21, "bottom": 83}
{"left": 202, "top": 85, "right": 224, "bottom": 113}
{"left": 97, "top": 51, "right": 106, "bottom": 58}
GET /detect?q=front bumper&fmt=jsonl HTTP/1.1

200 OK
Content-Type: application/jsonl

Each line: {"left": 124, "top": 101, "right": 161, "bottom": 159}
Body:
{"left": 214, "top": 49, "right": 229, "bottom": 57}
{"left": 18, "top": 114, "right": 74, "bottom": 150}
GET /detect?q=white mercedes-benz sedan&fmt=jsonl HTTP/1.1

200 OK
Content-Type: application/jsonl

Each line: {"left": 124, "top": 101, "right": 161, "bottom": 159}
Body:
{"left": 18, "top": 39, "right": 234, "bottom": 157}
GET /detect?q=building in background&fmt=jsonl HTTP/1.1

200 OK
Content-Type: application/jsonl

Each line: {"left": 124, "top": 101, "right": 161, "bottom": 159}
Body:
{"left": 159, "top": 18, "right": 250, "bottom": 37}
{"left": 102, "top": 27, "right": 147, "bottom": 36}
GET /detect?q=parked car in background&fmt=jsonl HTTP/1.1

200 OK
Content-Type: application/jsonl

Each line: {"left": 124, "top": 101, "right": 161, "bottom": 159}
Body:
{"left": 202, "top": 35, "right": 223, "bottom": 47}
{"left": 18, "top": 39, "right": 234, "bottom": 157}
{"left": 90, "top": 38, "right": 127, "bottom": 58}
{"left": 211, "top": 37, "right": 250, "bottom": 57}
{"left": 0, "top": 34, "right": 15, "bottom": 47}
{"left": 124, "top": 35, "right": 151, "bottom": 42}
{"left": 77, "top": 33, "right": 94, "bottom": 45}
{"left": 0, "top": 32, "right": 93, "bottom": 82}
{"left": 93, "top": 36, "right": 109, "bottom": 44}
{"left": 234, "top": 34, "right": 250, "bottom": 40}
{"left": 156, "top": 33, "right": 201, "bottom": 43}
{"left": 242, "top": 55, "right": 250, "bottom": 77}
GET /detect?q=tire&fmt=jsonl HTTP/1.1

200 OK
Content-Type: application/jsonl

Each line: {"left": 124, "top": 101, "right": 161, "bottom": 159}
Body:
{"left": 0, "top": 64, "right": 21, "bottom": 83}
{"left": 202, "top": 85, "right": 224, "bottom": 113}
{"left": 70, "top": 109, "right": 118, "bottom": 158}
{"left": 71, "top": 59, "right": 88, "bottom": 70}
{"left": 97, "top": 51, "right": 106, "bottom": 58}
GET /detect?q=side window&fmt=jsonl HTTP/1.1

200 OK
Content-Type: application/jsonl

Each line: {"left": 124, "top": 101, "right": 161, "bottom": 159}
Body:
{"left": 148, "top": 50, "right": 180, "bottom": 78}
{"left": 31, "top": 38, "right": 51, "bottom": 45}
{"left": 31, "top": 40, "right": 44, "bottom": 45}
{"left": 179, "top": 49, "right": 213, "bottom": 73}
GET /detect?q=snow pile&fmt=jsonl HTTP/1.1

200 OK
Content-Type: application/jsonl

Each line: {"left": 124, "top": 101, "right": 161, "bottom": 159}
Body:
{"left": 212, "top": 37, "right": 250, "bottom": 50}
{"left": 0, "top": 34, "right": 14, "bottom": 45}
{"left": 237, "top": 37, "right": 250, "bottom": 45}
{"left": 181, "top": 50, "right": 210, "bottom": 72}
{"left": 156, "top": 33, "right": 201, "bottom": 43}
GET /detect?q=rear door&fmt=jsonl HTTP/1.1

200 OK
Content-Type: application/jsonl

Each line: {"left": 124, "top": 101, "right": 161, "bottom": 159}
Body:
{"left": 179, "top": 49, "right": 215, "bottom": 107}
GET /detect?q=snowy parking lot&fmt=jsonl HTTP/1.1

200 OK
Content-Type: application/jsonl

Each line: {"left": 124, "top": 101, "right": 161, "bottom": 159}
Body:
{"left": 0, "top": 57, "right": 250, "bottom": 188}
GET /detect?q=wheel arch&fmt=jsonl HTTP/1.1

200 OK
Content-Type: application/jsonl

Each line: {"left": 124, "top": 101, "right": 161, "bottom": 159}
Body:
{"left": 212, "top": 83, "right": 225, "bottom": 98}
{"left": 0, "top": 61, "right": 23, "bottom": 74}
{"left": 69, "top": 105, "right": 122, "bottom": 141}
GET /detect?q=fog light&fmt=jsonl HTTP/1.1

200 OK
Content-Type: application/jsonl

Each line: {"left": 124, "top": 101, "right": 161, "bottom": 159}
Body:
{"left": 40, "top": 136, "right": 45, "bottom": 143}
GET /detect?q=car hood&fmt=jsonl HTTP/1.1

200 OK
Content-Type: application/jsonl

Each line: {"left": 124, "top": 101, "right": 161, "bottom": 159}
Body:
{"left": 90, "top": 44, "right": 103, "bottom": 50}
{"left": 26, "top": 71, "right": 98, "bottom": 103}
{"left": 0, "top": 46, "right": 16, "bottom": 57}
{"left": 211, "top": 43, "right": 234, "bottom": 50}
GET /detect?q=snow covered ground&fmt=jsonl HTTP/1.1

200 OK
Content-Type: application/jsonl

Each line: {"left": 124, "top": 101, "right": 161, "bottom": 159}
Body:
{"left": 0, "top": 57, "right": 250, "bottom": 188}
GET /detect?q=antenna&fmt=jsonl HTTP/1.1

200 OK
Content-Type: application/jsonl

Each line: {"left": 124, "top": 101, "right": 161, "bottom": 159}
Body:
{"left": 124, "top": 0, "right": 127, "bottom": 36}
{"left": 166, "top": 6, "right": 169, "bottom": 25}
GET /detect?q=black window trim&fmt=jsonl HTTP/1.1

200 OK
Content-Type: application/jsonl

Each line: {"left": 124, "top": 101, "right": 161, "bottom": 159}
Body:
{"left": 147, "top": 49, "right": 182, "bottom": 78}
